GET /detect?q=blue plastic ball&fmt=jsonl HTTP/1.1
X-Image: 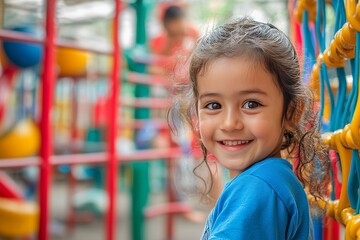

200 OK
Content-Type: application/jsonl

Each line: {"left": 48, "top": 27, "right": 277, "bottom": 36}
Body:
{"left": 3, "top": 26, "right": 43, "bottom": 68}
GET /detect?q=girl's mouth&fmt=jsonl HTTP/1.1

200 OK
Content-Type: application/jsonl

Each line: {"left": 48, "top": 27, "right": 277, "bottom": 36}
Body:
{"left": 220, "top": 140, "right": 252, "bottom": 146}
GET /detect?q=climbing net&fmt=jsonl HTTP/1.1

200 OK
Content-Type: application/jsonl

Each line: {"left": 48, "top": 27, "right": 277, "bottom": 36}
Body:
{"left": 293, "top": 0, "right": 360, "bottom": 239}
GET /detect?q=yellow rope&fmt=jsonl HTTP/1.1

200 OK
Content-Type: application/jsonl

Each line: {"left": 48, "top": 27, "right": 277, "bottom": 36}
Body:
{"left": 297, "top": 1, "right": 360, "bottom": 238}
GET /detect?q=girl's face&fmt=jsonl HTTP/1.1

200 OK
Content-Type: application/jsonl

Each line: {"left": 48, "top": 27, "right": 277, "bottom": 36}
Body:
{"left": 197, "top": 56, "right": 286, "bottom": 179}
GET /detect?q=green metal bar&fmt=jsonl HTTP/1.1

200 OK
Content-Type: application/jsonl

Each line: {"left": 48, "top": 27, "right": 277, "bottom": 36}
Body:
{"left": 131, "top": 1, "right": 151, "bottom": 240}
{"left": 134, "top": 0, "right": 147, "bottom": 45}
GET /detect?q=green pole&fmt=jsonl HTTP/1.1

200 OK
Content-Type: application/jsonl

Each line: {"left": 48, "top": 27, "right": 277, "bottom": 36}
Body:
{"left": 135, "top": 0, "right": 147, "bottom": 45}
{"left": 131, "top": 1, "right": 150, "bottom": 240}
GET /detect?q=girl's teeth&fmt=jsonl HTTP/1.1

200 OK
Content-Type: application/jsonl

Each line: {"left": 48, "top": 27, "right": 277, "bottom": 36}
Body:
{"left": 223, "top": 140, "right": 249, "bottom": 146}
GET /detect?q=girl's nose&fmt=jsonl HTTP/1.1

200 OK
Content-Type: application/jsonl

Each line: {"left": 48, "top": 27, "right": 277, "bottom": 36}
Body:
{"left": 220, "top": 109, "right": 243, "bottom": 131}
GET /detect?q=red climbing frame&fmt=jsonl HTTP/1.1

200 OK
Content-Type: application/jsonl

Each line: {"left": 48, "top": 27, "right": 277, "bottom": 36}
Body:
{"left": 0, "top": 1, "right": 188, "bottom": 240}
{"left": 107, "top": 1, "right": 121, "bottom": 239}
{"left": 0, "top": 1, "right": 122, "bottom": 239}
{"left": 38, "top": 0, "right": 56, "bottom": 239}
{"left": 38, "top": 1, "right": 122, "bottom": 239}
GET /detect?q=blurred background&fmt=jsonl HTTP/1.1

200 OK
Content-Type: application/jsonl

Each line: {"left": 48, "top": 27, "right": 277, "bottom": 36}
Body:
{"left": 0, "top": 0, "right": 289, "bottom": 240}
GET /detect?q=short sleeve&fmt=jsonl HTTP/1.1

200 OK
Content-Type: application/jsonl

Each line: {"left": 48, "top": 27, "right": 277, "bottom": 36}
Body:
{"left": 208, "top": 175, "right": 289, "bottom": 240}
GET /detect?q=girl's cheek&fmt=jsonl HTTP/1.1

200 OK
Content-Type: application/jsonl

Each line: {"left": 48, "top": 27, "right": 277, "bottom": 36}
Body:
{"left": 198, "top": 119, "right": 211, "bottom": 132}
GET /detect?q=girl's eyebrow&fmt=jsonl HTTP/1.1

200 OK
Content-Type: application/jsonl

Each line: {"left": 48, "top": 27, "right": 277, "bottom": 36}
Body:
{"left": 199, "top": 89, "right": 268, "bottom": 100}
{"left": 199, "top": 92, "right": 220, "bottom": 100}
{"left": 237, "top": 89, "right": 268, "bottom": 96}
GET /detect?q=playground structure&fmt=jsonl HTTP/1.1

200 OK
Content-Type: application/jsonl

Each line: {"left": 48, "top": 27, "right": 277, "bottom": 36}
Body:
{"left": 0, "top": 1, "right": 194, "bottom": 240}
{"left": 3, "top": 0, "right": 360, "bottom": 239}
{"left": 292, "top": 0, "right": 360, "bottom": 239}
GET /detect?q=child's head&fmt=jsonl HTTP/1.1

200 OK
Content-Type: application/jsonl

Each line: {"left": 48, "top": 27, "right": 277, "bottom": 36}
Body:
{"left": 192, "top": 18, "right": 305, "bottom": 125}
{"left": 170, "top": 17, "right": 329, "bottom": 198}
{"left": 162, "top": 5, "right": 187, "bottom": 39}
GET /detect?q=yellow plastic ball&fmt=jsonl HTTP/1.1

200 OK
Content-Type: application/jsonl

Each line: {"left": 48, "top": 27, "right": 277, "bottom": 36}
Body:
{"left": 0, "top": 197, "right": 39, "bottom": 237}
{"left": 0, "top": 119, "right": 40, "bottom": 159}
{"left": 56, "top": 47, "right": 90, "bottom": 77}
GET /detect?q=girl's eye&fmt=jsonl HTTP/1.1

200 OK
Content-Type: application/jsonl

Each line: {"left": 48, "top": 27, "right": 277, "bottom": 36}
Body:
{"left": 243, "top": 101, "right": 260, "bottom": 109}
{"left": 205, "top": 102, "right": 221, "bottom": 110}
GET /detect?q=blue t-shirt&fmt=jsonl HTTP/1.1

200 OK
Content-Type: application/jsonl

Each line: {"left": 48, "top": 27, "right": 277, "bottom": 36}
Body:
{"left": 201, "top": 158, "right": 314, "bottom": 240}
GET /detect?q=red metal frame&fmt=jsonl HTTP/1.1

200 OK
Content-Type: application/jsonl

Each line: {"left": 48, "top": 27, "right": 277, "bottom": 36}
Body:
{"left": 0, "top": 30, "right": 112, "bottom": 55}
{"left": 167, "top": 152, "right": 176, "bottom": 239}
{"left": 122, "top": 98, "right": 170, "bottom": 108}
{"left": 38, "top": 0, "right": 56, "bottom": 239}
{"left": 121, "top": 119, "right": 169, "bottom": 129}
{"left": 126, "top": 71, "right": 170, "bottom": 86}
{"left": 106, "top": 1, "right": 121, "bottom": 239}
{"left": 0, "top": 148, "right": 182, "bottom": 168}
{"left": 145, "top": 202, "right": 191, "bottom": 218}
{"left": 0, "top": 29, "right": 43, "bottom": 44}
{"left": 0, "top": 1, "right": 188, "bottom": 239}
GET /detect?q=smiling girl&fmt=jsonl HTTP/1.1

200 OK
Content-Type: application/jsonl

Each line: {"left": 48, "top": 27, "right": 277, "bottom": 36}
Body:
{"left": 169, "top": 17, "right": 330, "bottom": 239}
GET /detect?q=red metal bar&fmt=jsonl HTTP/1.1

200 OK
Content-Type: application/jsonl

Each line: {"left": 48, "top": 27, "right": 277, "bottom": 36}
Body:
{"left": 126, "top": 72, "right": 170, "bottom": 86}
{"left": 38, "top": 0, "right": 56, "bottom": 239}
{"left": 52, "top": 152, "right": 107, "bottom": 165}
{"left": 167, "top": 150, "right": 177, "bottom": 240}
{"left": 66, "top": 79, "right": 80, "bottom": 234}
{"left": 51, "top": 148, "right": 180, "bottom": 165}
{"left": 57, "top": 40, "right": 111, "bottom": 55}
{"left": 122, "top": 98, "right": 170, "bottom": 109}
{"left": 165, "top": 131, "right": 180, "bottom": 240}
{"left": 0, "top": 157, "right": 39, "bottom": 168}
{"left": 120, "top": 119, "right": 169, "bottom": 129}
{"left": 66, "top": 169, "right": 77, "bottom": 233}
{"left": 0, "top": 31, "right": 180, "bottom": 66}
{"left": 70, "top": 81, "right": 79, "bottom": 152}
{"left": 131, "top": 53, "right": 171, "bottom": 65}
{"left": 145, "top": 202, "right": 191, "bottom": 218}
{"left": 0, "top": 29, "right": 112, "bottom": 55}
{"left": 94, "top": 70, "right": 170, "bottom": 86}
{"left": 0, "top": 148, "right": 182, "bottom": 168}
{"left": 0, "top": 29, "right": 43, "bottom": 44}
{"left": 106, "top": 1, "right": 121, "bottom": 239}
{"left": 118, "top": 148, "right": 181, "bottom": 162}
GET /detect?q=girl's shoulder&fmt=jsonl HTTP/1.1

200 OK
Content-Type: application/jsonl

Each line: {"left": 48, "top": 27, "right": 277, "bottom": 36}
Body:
{"left": 211, "top": 158, "right": 312, "bottom": 240}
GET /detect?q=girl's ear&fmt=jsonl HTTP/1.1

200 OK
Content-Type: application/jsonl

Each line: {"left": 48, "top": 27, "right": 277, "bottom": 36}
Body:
{"left": 284, "top": 99, "right": 305, "bottom": 131}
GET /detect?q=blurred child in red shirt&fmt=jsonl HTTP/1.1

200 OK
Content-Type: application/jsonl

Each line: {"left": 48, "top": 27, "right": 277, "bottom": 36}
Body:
{"left": 149, "top": 4, "right": 198, "bottom": 75}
